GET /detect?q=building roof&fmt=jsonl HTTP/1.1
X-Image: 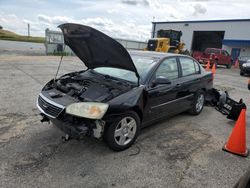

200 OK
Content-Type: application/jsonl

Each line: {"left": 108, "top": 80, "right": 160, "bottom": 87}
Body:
{"left": 128, "top": 50, "right": 188, "bottom": 59}
{"left": 152, "top": 19, "right": 250, "bottom": 24}
{"left": 222, "top": 39, "right": 250, "bottom": 47}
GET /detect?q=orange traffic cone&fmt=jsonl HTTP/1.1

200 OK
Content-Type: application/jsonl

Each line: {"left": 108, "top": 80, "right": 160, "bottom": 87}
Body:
{"left": 211, "top": 62, "right": 216, "bottom": 79}
{"left": 205, "top": 60, "right": 211, "bottom": 71}
{"left": 234, "top": 59, "right": 239, "bottom": 68}
{"left": 223, "top": 108, "right": 248, "bottom": 157}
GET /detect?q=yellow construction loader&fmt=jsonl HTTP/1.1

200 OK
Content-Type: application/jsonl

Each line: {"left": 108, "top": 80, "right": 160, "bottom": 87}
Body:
{"left": 145, "top": 29, "right": 188, "bottom": 54}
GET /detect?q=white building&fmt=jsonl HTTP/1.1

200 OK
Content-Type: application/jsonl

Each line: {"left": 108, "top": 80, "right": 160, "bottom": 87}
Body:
{"left": 152, "top": 19, "right": 250, "bottom": 60}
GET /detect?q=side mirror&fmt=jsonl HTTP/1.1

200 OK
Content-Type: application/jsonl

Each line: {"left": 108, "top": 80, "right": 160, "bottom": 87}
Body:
{"left": 152, "top": 77, "right": 171, "bottom": 87}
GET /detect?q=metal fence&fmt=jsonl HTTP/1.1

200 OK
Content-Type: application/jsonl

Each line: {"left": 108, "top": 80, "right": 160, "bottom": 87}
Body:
{"left": 45, "top": 28, "right": 147, "bottom": 55}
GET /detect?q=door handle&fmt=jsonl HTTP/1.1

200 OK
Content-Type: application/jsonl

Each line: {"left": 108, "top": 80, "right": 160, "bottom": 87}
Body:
{"left": 175, "top": 83, "right": 181, "bottom": 88}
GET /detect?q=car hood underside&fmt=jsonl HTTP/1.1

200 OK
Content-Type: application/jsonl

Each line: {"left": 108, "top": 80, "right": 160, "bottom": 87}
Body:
{"left": 59, "top": 23, "right": 139, "bottom": 78}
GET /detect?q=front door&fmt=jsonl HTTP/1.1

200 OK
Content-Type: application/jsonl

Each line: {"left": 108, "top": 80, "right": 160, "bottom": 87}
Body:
{"left": 143, "top": 57, "right": 180, "bottom": 123}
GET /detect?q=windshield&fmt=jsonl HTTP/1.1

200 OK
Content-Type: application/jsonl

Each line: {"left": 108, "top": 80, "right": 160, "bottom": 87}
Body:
{"left": 206, "top": 49, "right": 220, "bottom": 54}
{"left": 93, "top": 55, "right": 157, "bottom": 83}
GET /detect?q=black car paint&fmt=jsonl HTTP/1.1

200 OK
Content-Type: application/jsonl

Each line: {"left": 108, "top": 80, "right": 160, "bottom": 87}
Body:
{"left": 240, "top": 64, "right": 250, "bottom": 75}
{"left": 38, "top": 53, "right": 213, "bottom": 138}
{"left": 59, "top": 23, "right": 139, "bottom": 79}
{"left": 239, "top": 57, "right": 250, "bottom": 75}
{"left": 37, "top": 24, "right": 213, "bottom": 141}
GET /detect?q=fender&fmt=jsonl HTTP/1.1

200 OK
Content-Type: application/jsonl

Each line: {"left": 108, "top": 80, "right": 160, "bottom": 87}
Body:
{"left": 104, "top": 86, "right": 147, "bottom": 120}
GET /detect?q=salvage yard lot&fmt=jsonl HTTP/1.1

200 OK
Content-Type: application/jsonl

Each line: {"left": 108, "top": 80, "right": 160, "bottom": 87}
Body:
{"left": 0, "top": 55, "right": 250, "bottom": 188}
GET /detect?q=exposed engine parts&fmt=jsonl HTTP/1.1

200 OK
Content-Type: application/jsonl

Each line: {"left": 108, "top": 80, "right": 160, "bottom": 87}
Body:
{"left": 93, "top": 120, "right": 105, "bottom": 139}
{"left": 56, "top": 78, "right": 90, "bottom": 97}
{"left": 45, "top": 71, "right": 132, "bottom": 102}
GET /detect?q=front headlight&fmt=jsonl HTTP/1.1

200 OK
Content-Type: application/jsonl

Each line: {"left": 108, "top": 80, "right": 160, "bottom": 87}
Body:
{"left": 243, "top": 63, "right": 247, "bottom": 67}
{"left": 66, "top": 102, "right": 109, "bottom": 119}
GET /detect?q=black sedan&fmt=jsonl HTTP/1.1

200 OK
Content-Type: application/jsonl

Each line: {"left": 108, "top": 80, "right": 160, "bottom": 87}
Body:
{"left": 37, "top": 23, "right": 213, "bottom": 151}
{"left": 239, "top": 56, "right": 250, "bottom": 76}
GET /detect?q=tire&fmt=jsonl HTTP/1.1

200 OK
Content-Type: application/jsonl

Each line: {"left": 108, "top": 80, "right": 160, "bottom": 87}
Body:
{"left": 168, "top": 48, "right": 176, "bottom": 53}
{"left": 214, "top": 60, "right": 218, "bottom": 68}
{"left": 227, "top": 62, "right": 232, "bottom": 69}
{"left": 188, "top": 91, "right": 205, "bottom": 115}
{"left": 210, "top": 60, "right": 217, "bottom": 69}
{"left": 240, "top": 71, "right": 244, "bottom": 76}
{"left": 104, "top": 111, "right": 140, "bottom": 151}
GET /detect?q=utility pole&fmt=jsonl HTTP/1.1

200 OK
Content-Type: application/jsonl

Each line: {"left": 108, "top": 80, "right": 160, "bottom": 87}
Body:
{"left": 28, "top": 23, "right": 30, "bottom": 37}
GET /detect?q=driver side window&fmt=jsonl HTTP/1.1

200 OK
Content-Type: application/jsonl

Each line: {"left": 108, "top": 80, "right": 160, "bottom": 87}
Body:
{"left": 155, "top": 58, "right": 179, "bottom": 80}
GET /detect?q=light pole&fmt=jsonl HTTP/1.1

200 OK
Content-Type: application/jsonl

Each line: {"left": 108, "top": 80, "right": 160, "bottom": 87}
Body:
{"left": 28, "top": 24, "right": 30, "bottom": 37}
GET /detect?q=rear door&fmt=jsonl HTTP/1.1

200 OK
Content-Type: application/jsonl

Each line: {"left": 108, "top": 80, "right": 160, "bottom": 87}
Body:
{"left": 176, "top": 57, "right": 202, "bottom": 111}
{"left": 143, "top": 57, "right": 181, "bottom": 123}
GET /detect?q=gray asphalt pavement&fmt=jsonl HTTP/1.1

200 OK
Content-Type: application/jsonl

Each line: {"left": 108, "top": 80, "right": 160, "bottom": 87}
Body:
{"left": 0, "top": 55, "right": 250, "bottom": 188}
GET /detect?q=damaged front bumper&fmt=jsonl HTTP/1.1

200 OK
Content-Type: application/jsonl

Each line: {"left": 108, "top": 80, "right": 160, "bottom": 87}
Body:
{"left": 39, "top": 113, "right": 106, "bottom": 140}
{"left": 37, "top": 93, "right": 105, "bottom": 139}
{"left": 206, "top": 88, "right": 247, "bottom": 121}
{"left": 51, "top": 118, "right": 89, "bottom": 139}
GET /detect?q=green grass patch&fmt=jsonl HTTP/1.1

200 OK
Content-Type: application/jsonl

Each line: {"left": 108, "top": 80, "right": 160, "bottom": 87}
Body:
{"left": 0, "top": 29, "right": 45, "bottom": 43}
{"left": 47, "top": 51, "right": 70, "bottom": 56}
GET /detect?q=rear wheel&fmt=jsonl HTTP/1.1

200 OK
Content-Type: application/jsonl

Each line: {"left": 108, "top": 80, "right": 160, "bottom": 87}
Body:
{"left": 168, "top": 48, "right": 176, "bottom": 53}
{"left": 188, "top": 91, "right": 205, "bottom": 115}
{"left": 210, "top": 60, "right": 217, "bottom": 69}
{"left": 214, "top": 60, "right": 218, "bottom": 68}
{"left": 227, "top": 62, "right": 232, "bottom": 69}
{"left": 104, "top": 111, "right": 140, "bottom": 151}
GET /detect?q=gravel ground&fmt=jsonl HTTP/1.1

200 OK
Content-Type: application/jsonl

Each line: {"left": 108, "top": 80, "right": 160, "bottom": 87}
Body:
{"left": 0, "top": 55, "right": 250, "bottom": 188}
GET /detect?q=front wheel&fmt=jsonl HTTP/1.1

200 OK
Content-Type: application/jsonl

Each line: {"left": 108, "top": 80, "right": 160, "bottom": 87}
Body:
{"left": 104, "top": 111, "right": 140, "bottom": 151}
{"left": 240, "top": 71, "right": 244, "bottom": 76}
{"left": 188, "top": 91, "right": 205, "bottom": 115}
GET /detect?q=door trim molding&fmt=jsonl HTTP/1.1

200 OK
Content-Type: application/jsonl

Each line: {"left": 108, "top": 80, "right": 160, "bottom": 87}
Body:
{"left": 151, "top": 94, "right": 194, "bottom": 109}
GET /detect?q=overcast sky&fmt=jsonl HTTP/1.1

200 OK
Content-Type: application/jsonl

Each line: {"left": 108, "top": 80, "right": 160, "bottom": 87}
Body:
{"left": 0, "top": 0, "right": 250, "bottom": 41}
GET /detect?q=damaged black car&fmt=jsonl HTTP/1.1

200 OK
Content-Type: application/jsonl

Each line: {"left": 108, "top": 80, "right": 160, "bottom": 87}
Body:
{"left": 37, "top": 23, "right": 213, "bottom": 151}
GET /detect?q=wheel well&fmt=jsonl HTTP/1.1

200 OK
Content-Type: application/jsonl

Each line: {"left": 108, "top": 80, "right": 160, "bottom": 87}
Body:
{"left": 130, "top": 107, "right": 143, "bottom": 122}
{"left": 201, "top": 88, "right": 207, "bottom": 95}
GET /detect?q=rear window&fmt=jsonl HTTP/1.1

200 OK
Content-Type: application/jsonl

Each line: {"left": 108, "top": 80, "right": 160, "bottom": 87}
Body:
{"left": 179, "top": 58, "right": 199, "bottom": 76}
{"left": 147, "top": 40, "right": 158, "bottom": 51}
{"left": 206, "top": 49, "right": 220, "bottom": 54}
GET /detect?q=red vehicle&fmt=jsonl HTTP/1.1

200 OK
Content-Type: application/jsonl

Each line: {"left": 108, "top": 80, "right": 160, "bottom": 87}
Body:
{"left": 193, "top": 48, "right": 233, "bottom": 69}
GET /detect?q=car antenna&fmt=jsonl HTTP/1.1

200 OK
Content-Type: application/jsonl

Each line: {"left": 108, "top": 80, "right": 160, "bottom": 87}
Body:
{"left": 54, "top": 45, "right": 66, "bottom": 80}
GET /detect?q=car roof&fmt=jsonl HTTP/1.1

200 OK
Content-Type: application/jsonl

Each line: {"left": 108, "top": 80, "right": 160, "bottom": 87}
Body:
{"left": 128, "top": 50, "right": 189, "bottom": 60}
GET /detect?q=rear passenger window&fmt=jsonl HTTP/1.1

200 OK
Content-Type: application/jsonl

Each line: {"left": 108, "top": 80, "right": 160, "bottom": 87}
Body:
{"left": 179, "top": 58, "right": 197, "bottom": 76}
{"left": 155, "top": 58, "right": 178, "bottom": 80}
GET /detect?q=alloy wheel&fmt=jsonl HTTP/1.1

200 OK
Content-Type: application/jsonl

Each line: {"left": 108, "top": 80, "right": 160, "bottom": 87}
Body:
{"left": 196, "top": 94, "right": 204, "bottom": 113}
{"left": 114, "top": 117, "right": 137, "bottom": 146}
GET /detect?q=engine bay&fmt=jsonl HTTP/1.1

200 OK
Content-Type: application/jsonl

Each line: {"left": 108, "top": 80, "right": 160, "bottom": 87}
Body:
{"left": 44, "top": 70, "right": 133, "bottom": 102}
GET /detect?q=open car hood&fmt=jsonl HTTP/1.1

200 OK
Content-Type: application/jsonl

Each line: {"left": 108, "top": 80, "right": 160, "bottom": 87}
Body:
{"left": 59, "top": 23, "right": 139, "bottom": 78}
